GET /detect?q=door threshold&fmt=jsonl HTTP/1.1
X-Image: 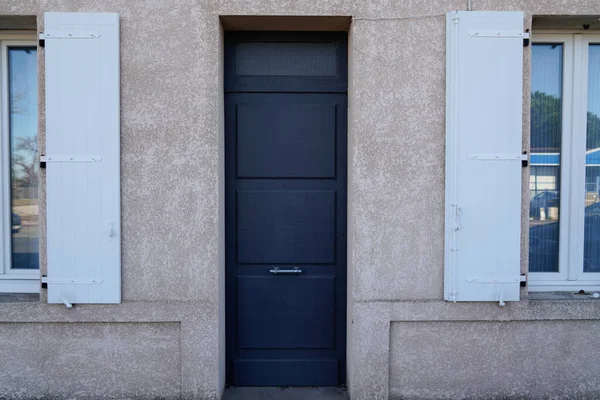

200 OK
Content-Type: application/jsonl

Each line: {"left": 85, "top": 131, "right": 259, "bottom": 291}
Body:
{"left": 223, "top": 386, "right": 348, "bottom": 400}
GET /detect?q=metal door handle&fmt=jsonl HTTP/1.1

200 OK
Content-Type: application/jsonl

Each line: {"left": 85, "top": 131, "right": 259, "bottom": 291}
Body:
{"left": 270, "top": 267, "right": 303, "bottom": 275}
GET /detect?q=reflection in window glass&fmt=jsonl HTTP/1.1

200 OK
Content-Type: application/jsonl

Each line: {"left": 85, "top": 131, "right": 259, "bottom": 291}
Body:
{"left": 529, "top": 44, "right": 562, "bottom": 273}
{"left": 584, "top": 44, "right": 600, "bottom": 273}
{"left": 9, "top": 47, "right": 38, "bottom": 270}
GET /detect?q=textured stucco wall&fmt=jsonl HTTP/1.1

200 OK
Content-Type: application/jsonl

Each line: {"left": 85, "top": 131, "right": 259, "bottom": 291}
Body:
{"left": 390, "top": 320, "right": 600, "bottom": 400}
{"left": 1, "top": 0, "right": 600, "bottom": 399}
{"left": 0, "top": 301, "right": 220, "bottom": 399}
{"left": 0, "top": 322, "right": 181, "bottom": 398}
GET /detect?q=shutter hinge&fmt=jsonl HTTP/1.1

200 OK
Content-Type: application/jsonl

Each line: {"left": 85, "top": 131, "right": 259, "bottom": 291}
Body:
{"left": 466, "top": 276, "right": 524, "bottom": 283}
{"left": 41, "top": 275, "right": 47, "bottom": 289}
{"left": 40, "top": 155, "right": 102, "bottom": 163}
{"left": 469, "top": 30, "right": 529, "bottom": 38}
{"left": 523, "top": 29, "right": 530, "bottom": 47}
{"left": 39, "top": 32, "right": 101, "bottom": 40}
{"left": 468, "top": 153, "right": 527, "bottom": 161}
{"left": 41, "top": 277, "right": 103, "bottom": 285}
{"left": 520, "top": 273, "right": 527, "bottom": 287}
{"left": 40, "top": 154, "right": 46, "bottom": 169}
{"left": 38, "top": 37, "right": 45, "bottom": 48}
{"left": 522, "top": 151, "right": 529, "bottom": 167}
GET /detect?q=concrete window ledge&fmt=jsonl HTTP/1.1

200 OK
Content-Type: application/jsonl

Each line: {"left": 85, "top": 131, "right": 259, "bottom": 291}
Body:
{"left": 527, "top": 291, "right": 600, "bottom": 301}
{"left": 0, "top": 293, "right": 40, "bottom": 303}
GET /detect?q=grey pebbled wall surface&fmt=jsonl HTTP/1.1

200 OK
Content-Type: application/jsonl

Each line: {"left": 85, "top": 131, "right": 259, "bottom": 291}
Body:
{"left": 0, "top": 322, "right": 181, "bottom": 399}
{"left": 390, "top": 320, "right": 600, "bottom": 400}
{"left": 1, "top": 0, "right": 600, "bottom": 399}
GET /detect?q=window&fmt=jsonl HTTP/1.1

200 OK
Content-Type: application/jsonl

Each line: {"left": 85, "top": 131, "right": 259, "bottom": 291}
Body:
{"left": 0, "top": 34, "right": 39, "bottom": 293}
{"left": 530, "top": 33, "right": 600, "bottom": 291}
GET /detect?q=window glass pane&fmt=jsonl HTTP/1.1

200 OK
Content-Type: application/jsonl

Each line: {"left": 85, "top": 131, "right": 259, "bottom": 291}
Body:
{"left": 9, "top": 47, "right": 38, "bottom": 270}
{"left": 236, "top": 42, "right": 337, "bottom": 76}
{"left": 584, "top": 44, "right": 600, "bottom": 273}
{"left": 529, "top": 43, "right": 563, "bottom": 273}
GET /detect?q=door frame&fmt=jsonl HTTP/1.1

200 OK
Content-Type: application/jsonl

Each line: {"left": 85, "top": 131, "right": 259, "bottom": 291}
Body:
{"left": 223, "top": 31, "right": 349, "bottom": 386}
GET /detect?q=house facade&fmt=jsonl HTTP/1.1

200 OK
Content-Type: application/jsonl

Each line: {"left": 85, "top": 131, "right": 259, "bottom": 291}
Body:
{"left": 1, "top": 0, "right": 600, "bottom": 399}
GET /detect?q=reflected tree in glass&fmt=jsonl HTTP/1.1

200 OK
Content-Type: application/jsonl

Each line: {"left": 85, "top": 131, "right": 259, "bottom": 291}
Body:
{"left": 8, "top": 47, "right": 39, "bottom": 270}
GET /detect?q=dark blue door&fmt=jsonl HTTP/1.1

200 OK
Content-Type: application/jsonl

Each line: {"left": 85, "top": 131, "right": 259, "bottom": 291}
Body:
{"left": 225, "top": 33, "right": 347, "bottom": 387}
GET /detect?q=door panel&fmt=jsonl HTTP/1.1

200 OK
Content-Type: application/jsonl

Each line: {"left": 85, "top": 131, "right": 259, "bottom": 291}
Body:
{"left": 236, "top": 276, "right": 335, "bottom": 349}
{"left": 226, "top": 33, "right": 347, "bottom": 387}
{"left": 237, "top": 190, "right": 336, "bottom": 264}
{"left": 237, "top": 103, "right": 337, "bottom": 178}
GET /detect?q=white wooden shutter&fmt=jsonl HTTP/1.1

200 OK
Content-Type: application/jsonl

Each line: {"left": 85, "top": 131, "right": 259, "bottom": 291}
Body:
{"left": 445, "top": 11, "right": 525, "bottom": 302}
{"left": 43, "top": 12, "right": 120, "bottom": 304}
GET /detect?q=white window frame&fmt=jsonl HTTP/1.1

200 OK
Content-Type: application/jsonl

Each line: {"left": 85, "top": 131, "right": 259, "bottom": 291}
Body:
{"left": 0, "top": 32, "right": 39, "bottom": 294}
{"left": 529, "top": 32, "right": 600, "bottom": 291}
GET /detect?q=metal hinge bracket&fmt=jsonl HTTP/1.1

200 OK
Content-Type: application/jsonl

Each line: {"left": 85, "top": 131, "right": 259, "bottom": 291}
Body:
{"left": 39, "top": 32, "right": 101, "bottom": 40}
{"left": 467, "top": 153, "right": 528, "bottom": 161}
{"left": 522, "top": 151, "right": 529, "bottom": 167}
{"left": 41, "top": 277, "right": 103, "bottom": 285}
{"left": 469, "top": 30, "right": 530, "bottom": 39}
{"left": 466, "top": 276, "right": 527, "bottom": 283}
{"left": 40, "top": 155, "right": 102, "bottom": 163}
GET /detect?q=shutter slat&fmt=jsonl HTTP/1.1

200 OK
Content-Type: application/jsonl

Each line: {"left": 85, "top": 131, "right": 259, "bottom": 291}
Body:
{"left": 444, "top": 11, "right": 524, "bottom": 302}
{"left": 44, "top": 12, "right": 120, "bottom": 304}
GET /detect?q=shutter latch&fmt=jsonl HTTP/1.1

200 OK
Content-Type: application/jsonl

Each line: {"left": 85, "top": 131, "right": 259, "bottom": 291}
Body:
{"left": 108, "top": 222, "right": 115, "bottom": 239}
{"left": 522, "top": 151, "right": 529, "bottom": 167}
{"left": 453, "top": 204, "right": 460, "bottom": 231}
{"left": 60, "top": 299, "right": 74, "bottom": 309}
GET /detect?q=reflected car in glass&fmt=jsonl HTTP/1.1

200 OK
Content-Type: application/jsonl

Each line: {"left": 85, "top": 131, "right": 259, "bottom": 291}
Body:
{"left": 530, "top": 201, "right": 600, "bottom": 273}
{"left": 529, "top": 190, "right": 559, "bottom": 220}
{"left": 11, "top": 212, "right": 21, "bottom": 233}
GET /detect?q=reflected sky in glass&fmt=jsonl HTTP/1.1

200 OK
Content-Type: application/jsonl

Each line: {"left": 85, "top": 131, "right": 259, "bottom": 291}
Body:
{"left": 531, "top": 44, "right": 562, "bottom": 98}
{"left": 589, "top": 45, "right": 600, "bottom": 117}
{"left": 9, "top": 47, "right": 39, "bottom": 270}
{"left": 9, "top": 47, "right": 37, "bottom": 147}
